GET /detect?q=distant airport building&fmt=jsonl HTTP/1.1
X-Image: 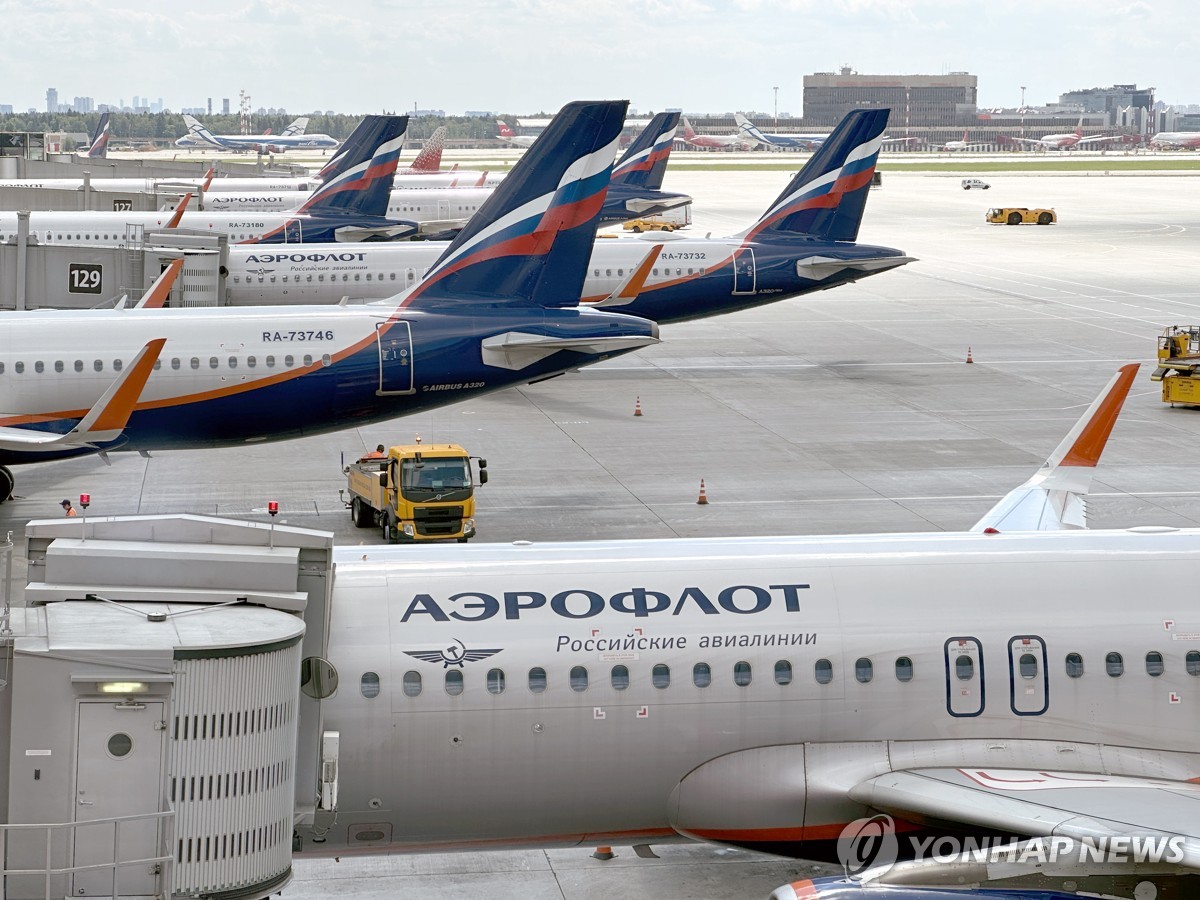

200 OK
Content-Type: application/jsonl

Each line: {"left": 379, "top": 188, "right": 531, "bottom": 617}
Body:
{"left": 1058, "top": 84, "right": 1154, "bottom": 123}
{"left": 45, "top": 87, "right": 58, "bottom": 114}
{"left": 802, "top": 67, "right": 977, "bottom": 126}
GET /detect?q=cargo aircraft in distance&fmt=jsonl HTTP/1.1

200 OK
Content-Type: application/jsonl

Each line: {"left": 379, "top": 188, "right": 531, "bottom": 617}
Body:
{"left": 289, "top": 362, "right": 1200, "bottom": 900}
{"left": 0, "top": 100, "right": 657, "bottom": 499}
{"left": 174, "top": 114, "right": 339, "bottom": 152}
{"left": 221, "top": 108, "right": 912, "bottom": 325}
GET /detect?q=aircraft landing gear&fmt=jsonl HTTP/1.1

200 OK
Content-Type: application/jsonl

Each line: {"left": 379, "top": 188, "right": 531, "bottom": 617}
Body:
{"left": 0, "top": 466, "right": 12, "bottom": 503}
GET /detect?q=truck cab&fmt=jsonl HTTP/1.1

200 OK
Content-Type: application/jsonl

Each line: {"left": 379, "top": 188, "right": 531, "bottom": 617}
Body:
{"left": 344, "top": 443, "right": 487, "bottom": 543}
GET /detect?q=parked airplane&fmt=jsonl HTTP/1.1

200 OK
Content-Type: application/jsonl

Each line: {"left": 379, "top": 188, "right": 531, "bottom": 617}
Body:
{"left": 294, "top": 360, "right": 1199, "bottom": 900}
{"left": 173, "top": 114, "right": 339, "bottom": 152}
{"left": 0, "top": 117, "right": 419, "bottom": 244}
{"left": 1001, "top": 117, "right": 1137, "bottom": 150}
{"left": 680, "top": 115, "right": 753, "bottom": 151}
{"left": 0, "top": 100, "right": 658, "bottom": 500}
{"left": 1150, "top": 131, "right": 1200, "bottom": 149}
{"left": 942, "top": 129, "right": 989, "bottom": 151}
{"left": 221, "top": 108, "right": 910, "bottom": 324}
{"left": 496, "top": 118, "right": 537, "bottom": 147}
{"left": 197, "top": 111, "right": 690, "bottom": 229}
{"left": 79, "top": 112, "right": 111, "bottom": 158}
{"left": 735, "top": 113, "right": 828, "bottom": 150}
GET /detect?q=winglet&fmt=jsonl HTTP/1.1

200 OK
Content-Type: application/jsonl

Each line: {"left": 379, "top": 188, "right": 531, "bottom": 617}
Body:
{"left": 133, "top": 258, "right": 184, "bottom": 310}
{"left": 72, "top": 339, "right": 167, "bottom": 436}
{"left": 165, "top": 193, "right": 193, "bottom": 228}
{"left": 201, "top": 166, "right": 215, "bottom": 192}
{"left": 591, "top": 243, "right": 663, "bottom": 308}
{"left": 970, "top": 364, "right": 1140, "bottom": 532}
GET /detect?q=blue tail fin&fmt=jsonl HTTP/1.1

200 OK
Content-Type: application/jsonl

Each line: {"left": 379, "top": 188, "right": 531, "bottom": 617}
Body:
{"left": 299, "top": 115, "right": 408, "bottom": 217}
{"left": 403, "top": 100, "right": 628, "bottom": 309}
{"left": 610, "top": 111, "right": 679, "bottom": 190}
{"left": 316, "top": 114, "right": 407, "bottom": 182}
{"left": 85, "top": 112, "right": 111, "bottom": 158}
{"left": 742, "top": 108, "right": 888, "bottom": 243}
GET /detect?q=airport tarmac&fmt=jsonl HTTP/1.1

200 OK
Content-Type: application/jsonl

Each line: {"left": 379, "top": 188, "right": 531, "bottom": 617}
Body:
{"left": 3, "top": 167, "right": 1200, "bottom": 898}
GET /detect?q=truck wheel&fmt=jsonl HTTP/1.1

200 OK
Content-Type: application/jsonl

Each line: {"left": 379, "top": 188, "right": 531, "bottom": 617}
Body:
{"left": 1007, "top": 212, "right": 1022, "bottom": 225}
{"left": 630, "top": 225, "right": 642, "bottom": 233}
{"left": 351, "top": 497, "right": 373, "bottom": 528}
{"left": 381, "top": 510, "right": 398, "bottom": 543}
{"left": 1037, "top": 212, "right": 1053, "bottom": 225}
{"left": 457, "top": 537, "right": 470, "bottom": 543}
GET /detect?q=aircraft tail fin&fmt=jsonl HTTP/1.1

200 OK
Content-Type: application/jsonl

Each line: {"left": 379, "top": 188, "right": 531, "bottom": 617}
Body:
{"left": 403, "top": 100, "right": 628, "bottom": 310}
{"left": 681, "top": 116, "right": 698, "bottom": 141}
{"left": 970, "top": 364, "right": 1140, "bottom": 532}
{"left": 83, "top": 112, "right": 111, "bottom": 158}
{"left": 496, "top": 119, "right": 516, "bottom": 139}
{"left": 407, "top": 126, "right": 446, "bottom": 172}
{"left": 299, "top": 115, "right": 408, "bottom": 217}
{"left": 739, "top": 108, "right": 888, "bottom": 243}
{"left": 182, "top": 115, "right": 220, "bottom": 147}
{"left": 610, "top": 112, "right": 679, "bottom": 190}
{"left": 735, "top": 112, "right": 770, "bottom": 146}
{"left": 316, "top": 114, "right": 408, "bottom": 182}
{"left": 282, "top": 116, "right": 309, "bottom": 137}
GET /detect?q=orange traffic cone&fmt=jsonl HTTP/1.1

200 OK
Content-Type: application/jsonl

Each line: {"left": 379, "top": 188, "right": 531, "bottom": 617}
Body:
{"left": 634, "top": 396, "right": 643, "bottom": 417}
{"left": 965, "top": 347, "right": 974, "bottom": 364}
{"left": 592, "top": 846, "right": 615, "bottom": 860}
{"left": 697, "top": 479, "right": 709, "bottom": 505}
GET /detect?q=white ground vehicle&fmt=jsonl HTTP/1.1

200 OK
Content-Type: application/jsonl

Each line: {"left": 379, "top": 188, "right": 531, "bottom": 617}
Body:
{"left": 961, "top": 178, "right": 991, "bottom": 190}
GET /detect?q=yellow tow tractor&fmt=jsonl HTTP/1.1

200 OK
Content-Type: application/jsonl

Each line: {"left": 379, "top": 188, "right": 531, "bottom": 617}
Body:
{"left": 986, "top": 207, "right": 1057, "bottom": 225}
{"left": 623, "top": 218, "right": 679, "bottom": 233}
{"left": 342, "top": 443, "right": 488, "bottom": 543}
{"left": 1153, "top": 326, "right": 1200, "bottom": 406}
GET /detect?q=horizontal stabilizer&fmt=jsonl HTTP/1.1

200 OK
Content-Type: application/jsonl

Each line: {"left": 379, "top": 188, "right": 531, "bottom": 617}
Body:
{"left": 332, "top": 223, "right": 416, "bottom": 242}
{"left": 620, "top": 195, "right": 691, "bottom": 215}
{"left": 480, "top": 330, "right": 659, "bottom": 370}
{"left": 971, "top": 364, "right": 1139, "bottom": 532}
{"left": 0, "top": 339, "right": 166, "bottom": 453}
{"left": 794, "top": 255, "right": 916, "bottom": 280}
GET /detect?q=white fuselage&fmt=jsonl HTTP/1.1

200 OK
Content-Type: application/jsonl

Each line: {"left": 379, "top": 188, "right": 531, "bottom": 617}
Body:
{"left": 191, "top": 186, "right": 492, "bottom": 229}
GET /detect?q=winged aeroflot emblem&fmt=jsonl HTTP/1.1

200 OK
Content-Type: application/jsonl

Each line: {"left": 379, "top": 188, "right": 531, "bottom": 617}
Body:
{"left": 404, "top": 639, "right": 503, "bottom": 668}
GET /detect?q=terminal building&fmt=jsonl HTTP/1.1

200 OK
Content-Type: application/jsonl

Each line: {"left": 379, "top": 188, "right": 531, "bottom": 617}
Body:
{"left": 801, "top": 67, "right": 977, "bottom": 127}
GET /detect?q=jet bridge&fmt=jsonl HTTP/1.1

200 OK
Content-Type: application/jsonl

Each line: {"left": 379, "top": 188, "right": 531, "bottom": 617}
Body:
{"left": 0, "top": 515, "right": 336, "bottom": 899}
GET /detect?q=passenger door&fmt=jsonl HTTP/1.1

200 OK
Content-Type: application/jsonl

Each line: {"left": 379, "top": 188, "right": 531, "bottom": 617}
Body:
{"left": 1007, "top": 635, "right": 1049, "bottom": 716}
{"left": 376, "top": 320, "right": 414, "bottom": 395}
{"left": 733, "top": 247, "right": 756, "bottom": 294}
{"left": 944, "top": 637, "right": 985, "bottom": 717}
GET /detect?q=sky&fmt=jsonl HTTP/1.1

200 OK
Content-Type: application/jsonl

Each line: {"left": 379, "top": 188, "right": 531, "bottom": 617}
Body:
{"left": 0, "top": 0, "right": 1194, "bottom": 116}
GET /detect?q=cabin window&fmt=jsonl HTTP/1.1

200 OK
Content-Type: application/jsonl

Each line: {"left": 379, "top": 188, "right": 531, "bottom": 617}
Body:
{"left": 209, "top": 357, "right": 219, "bottom": 369}
{"left": 955, "top": 656, "right": 974, "bottom": 681}
{"left": 733, "top": 661, "right": 752, "bottom": 687}
{"left": 266, "top": 356, "right": 276, "bottom": 367}
{"left": 1188, "top": 651, "right": 1200, "bottom": 676}
{"left": 34, "top": 361, "right": 43, "bottom": 374}
{"left": 1106, "top": 652, "right": 1124, "bottom": 677}
{"left": 652, "top": 664, "right": 670, "bottom": 689}
{"left": 855, "top": 658, "right": 873, "bottom": 683}
{"left": 445, "top": 670, "right": 464, "bottom": 696}
{"left": 611, "top": 665, "right": 629, "bottom": 690}
{"left": 113, "top": 359, "right": 122, "bottom": 372}
{"left": 1065, "top": 653, "right": 1084, "bottom": 678}
{"left": 322, "top": 354, "right": 332, "bottom": 367}
{"left": 774, "top": 660, "right": 793, "bottom": 685}
{"left": 53, "top": 361, "right": 63, "bottom": 373}
{"left": 190, "top": 357, "right": 200, "bottom": 369}
{"left": 402, "top": 671, "right": 421, "bottom": 697}
{"left": 1146, "top": 651, "right": 1165, "bottom": 677}
{"left": 284, "top": 355, "right": 294, "bottom": 367}
{"left": 246, "top": 356, "right": 256, "bottom": 368}
{"left": 153, "top": 360, "right": 161, "bottom": 371}
{"left": 228, "top": 357, "right": 238, "bottom": 369}
{"left": 815, "top": 658, "right": 833, "bottom": 684}
{"left": 303, "top": 355, "right": 313, "bottom": 366}
{"left": 74, "top": 360, "right": 83, "bottom": 373}
{"left": 360, "top": 672, "right": 381, "bottom": 699}
{"left": 528, "top": 667, "right": 547, "bottom": 693}
{"left": 693, "top": 662, "right": 711, "bottom": 688}
{"left": 895, "top": 656, "right": 914, "bottom": 682}
{"left": 1018, "top": 653, "right": 1038, "bottom": 679}
{"left": 605, "top": 269, "right": 612, "bottom": 278}
{"left": 486, "top": 668, "right": 505, "bottom": 694}
{"left": 570, "top": 666, "right": 589, "bottom": 692}
{"left": 170, "top": 358, "right": 180, "bottom": 370}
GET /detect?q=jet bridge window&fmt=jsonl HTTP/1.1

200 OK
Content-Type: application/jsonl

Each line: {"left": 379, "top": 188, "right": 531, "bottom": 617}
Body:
{"left": 1106, "top": 652, "right": 1124, "bottom": 677}
{"left": 486, "top": 669, "right": 505, "bottom": 694}
{"left": 652, "top": 664, "right": 671, "bottom": 689}
{"left": 445, "top": 670, "right": 464, "bottom": 696}
{"left": 528, "top": 667, "right": 547, "bottom": 693}
{"left": 1146, "top": 651, "right": 1165, "bottom": 677}
{"left": 733, "top": 661, "right": 752, "bottom": 687}
{"left": 611, "top": 665, "right": 629, "bottom": 690}
{"left": 895, "top": 657, "right": 914, "bottom": 682}
{"left": 815, "top": 658, "right": 833, "bottom": 684}
{"left": 774, "top": 660, "right": 793, "bottom": 685}
{"left": 855, "top": 658, "right": 874, "bottom": 684}
{"left": 693, "top": 662, "right": 712, "bottom": 688}
{"left": 570, "top": 666, "right": 589, "bottom": 692}
{"left": 1065, "top": 653, "right": 1084, "bottom": 678}
{"left": 402, "top": 671, "right": 422, "bottom": 697}
{"left": 1188, "top": 651, "right": 1200, "bottom": 676}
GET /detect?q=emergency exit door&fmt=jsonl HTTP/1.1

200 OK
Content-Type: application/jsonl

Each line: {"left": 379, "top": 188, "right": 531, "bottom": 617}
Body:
{"left": 733, "top": 247, "right": 756, "bottom": 294}
{"left": 944, "top": 637, "right": 985, "bottom": 717}
{"left": 73, "top": 700, "right": 165, "bottom": 896}
{"left": 1008, "top": 635, "right": 1049, "bottom": 716}
{"left": 376, "top": 320, "right": 414, "bottom": 395}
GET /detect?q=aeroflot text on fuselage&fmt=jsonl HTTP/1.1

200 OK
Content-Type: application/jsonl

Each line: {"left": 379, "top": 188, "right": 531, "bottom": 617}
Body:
{"left": 397, "top": 582, "right": 811, "bottom": 622}
{"left": 246, "top": 253, "right": 367, "bottom": 264}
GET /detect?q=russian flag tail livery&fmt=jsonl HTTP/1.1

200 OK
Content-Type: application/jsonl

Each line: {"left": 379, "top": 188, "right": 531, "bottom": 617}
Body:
{"left": 299, "top": 115, "right": 408, "bottom": 217}
{"left": 84, "top": 112, "right": 111, "bottom": 158}
{"left": 405, "top": 100, "right": 628, "bottom": 309}
{"left": 742, "top": 108, "right": 889, "bottom": 244}
{"left": 408, "top": 126, "right": 446, "bottom": 173}
{"left": 316, "top": 114, "right": 409, "bottom": 182}
{"left": 610, "top": 112, "right": 680, "bottom": 190}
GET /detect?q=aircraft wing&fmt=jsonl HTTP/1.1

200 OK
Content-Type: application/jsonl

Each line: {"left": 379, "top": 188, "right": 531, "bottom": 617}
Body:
{"left": 849, "top": 767, "right": 1200, "bottom": 867}
{"left": 970, "top": 364, "right": 1138, "bottom": 532}
{"left": 0, "top": 339, "right": 166, "bottom": 453}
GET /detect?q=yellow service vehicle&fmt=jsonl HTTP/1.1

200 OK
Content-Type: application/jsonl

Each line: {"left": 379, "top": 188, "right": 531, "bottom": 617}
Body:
{"left": 343, "top": 443, "right": 487, "bottom": 543}
{"left": 1152, "top": 326, "right": 1200, "bottom": 406}
{"left": 986, "top": 207, "right": 1057, "bottom": 225}
{"left": 622, "top": 218, "right": 679, "bottom": 233}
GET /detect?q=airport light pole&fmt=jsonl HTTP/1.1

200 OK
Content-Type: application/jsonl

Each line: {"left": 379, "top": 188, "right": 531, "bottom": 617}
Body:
{"left": 773, "top": 86, "right": 779, "bottom": 127}
{"left": 1020, "top": 86, "right": 1026, "bottom": 109}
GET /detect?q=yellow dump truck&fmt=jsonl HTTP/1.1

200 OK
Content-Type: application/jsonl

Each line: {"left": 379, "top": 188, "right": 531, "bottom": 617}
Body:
{"left": 986, "top": 207, "right": 1057, "bottom": 225}
{"left": 343, "top": 443, "right": 487, "bottom": 543}
{"left": 1152, "top": 326, "right": 1200, "bottom": 406}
